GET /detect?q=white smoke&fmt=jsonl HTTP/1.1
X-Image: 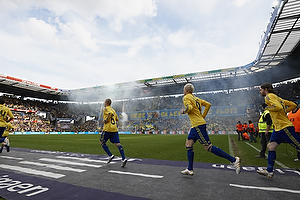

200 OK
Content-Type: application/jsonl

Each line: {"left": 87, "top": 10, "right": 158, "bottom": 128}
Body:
{"left": 120, "top": 102, "right": 128, "bottom": 131}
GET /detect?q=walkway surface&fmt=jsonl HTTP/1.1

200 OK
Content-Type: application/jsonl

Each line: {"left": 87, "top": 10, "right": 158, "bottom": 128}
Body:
{"left": 0, "top": 148, "right": 299, "bottom": 200}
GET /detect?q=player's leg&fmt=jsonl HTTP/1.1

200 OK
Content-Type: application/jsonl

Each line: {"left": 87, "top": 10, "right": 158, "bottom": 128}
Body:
{"left": 0, "top": 127, "right": 5, "bottom": 138}
{"left": 4, "top": 137, "right": 10, "bottom": 152}
{"left": 111, "top": 133, "right": 127, "bottom": 167}
{"left": 197, "top": 125, "right": 241, "bottom": 174}
{"left": 266, "top": 141, "right": 278, "bottom": 171}
{"left": 0, "top": 137, "right": 5, "bottom": 153}
{"left": 181, "top": 128, "right": 195, "bottom": 176}
{"left": 99, "top": 132, "right": 114, "bottom": 163}
{"left": 186, "top": 139, "right": 195, "bottom": 170}
{"left": 280, "top": 127, "right": 300, "bottom": 154}
{"left": 257, "top": 130, "right": 280, "bottom": 178}
{"left": 197, "top": 125, "right": 235, "bottom": 162}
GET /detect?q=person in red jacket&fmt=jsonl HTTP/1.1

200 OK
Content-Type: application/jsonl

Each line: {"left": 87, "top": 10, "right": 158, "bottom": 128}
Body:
{"left": 242, "top": 123, "right": 248, "bottom": 140}
{"left": 235, "top": 121, "right": 243, "bottom": 141}
{"left": 242, "top": 132, "right": 250, "bottom": 140}
{"left": 248, "top": 120, "right": 257, "bottom": 143}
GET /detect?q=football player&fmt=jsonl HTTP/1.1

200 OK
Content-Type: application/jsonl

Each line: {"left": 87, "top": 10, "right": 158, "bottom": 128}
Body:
{"left": 180, "top": 83, "right": 241, "bottom": 176}
{"left": 257, "top": 83, "right": 299, "bottom": 178}
{"left": 99, "top": 99, "right": 127, "bottom": 167}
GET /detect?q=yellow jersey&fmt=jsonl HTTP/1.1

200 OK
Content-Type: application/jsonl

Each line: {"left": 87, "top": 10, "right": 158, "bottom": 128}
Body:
{"left": 0, "top": 104, "right": 14, "bottom": 127}
{"left": 3, "top": 122, "right": 13, "bottom": 137}
{"left": 103, "top": 106, "right": 118, "bottom": 132}
{"left": 183, "top": 93, "right": 211, "bottom": 128}
{"left": 264, "top": 93, "right": 296, "bottom": 131}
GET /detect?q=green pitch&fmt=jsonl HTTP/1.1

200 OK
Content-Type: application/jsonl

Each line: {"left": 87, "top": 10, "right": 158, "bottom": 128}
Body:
{"left": 9, "top": 134, "right": 300, "bottom": 169}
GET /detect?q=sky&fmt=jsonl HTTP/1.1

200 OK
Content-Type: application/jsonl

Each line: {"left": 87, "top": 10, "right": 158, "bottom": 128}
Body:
{"left": 0, "top": 0, "right": 280, "bottom": 90}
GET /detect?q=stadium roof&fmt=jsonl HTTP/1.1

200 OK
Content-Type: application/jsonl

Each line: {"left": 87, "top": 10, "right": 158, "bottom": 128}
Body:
{"left": 246, "top": 0, "right": 300, "bottom": 73}
{"left": 1, "top": 0, "right": 300, "bottom": 102}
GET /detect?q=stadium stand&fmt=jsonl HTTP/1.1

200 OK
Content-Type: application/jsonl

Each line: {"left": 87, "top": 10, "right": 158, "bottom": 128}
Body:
{"left": 1, "top": 80, "right": 299, "bottom": 134}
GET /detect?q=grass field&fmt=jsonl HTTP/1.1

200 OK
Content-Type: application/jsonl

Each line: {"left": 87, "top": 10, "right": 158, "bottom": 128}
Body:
{"left": 8, "top": 134, "right": 300, "bottom": 170}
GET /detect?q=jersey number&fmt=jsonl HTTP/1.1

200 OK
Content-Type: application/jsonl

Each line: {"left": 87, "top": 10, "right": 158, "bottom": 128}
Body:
{"left": 0, "top": 110, "right": 7, "bottom": 118}
{"left": 279, "top": 100, "right": 287, "bottom": 113}
{"left": 196, "top": 101, "right": 202, "bottom": 113}
{"left": 110, "top": 114, "right": 116, "bottom": 125}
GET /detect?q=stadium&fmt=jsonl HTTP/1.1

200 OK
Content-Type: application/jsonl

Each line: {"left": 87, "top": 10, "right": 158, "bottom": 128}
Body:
{"left": 1, "top": 0, "right": 300, "bottom": 200}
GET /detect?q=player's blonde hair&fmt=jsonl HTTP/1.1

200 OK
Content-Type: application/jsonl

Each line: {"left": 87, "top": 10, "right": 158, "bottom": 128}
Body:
{"left": 184, "top": 83, "right": 194, "bottom": 93}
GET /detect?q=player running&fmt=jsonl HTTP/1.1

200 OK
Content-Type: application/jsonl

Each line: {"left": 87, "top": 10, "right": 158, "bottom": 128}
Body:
{"left": 0, "top": 122, "right": 13, "bottom": 153}
{"left": 257, "top": 83, "right": 299, "bottom": 178}
{"left": 180, "top": 83, "right": 241, "bottom": 176}
{"left": 99, "top": 99, "right": 127, "bottom": 167}
{"left": 0, "top": 97, "right": 14, "bottom": 145}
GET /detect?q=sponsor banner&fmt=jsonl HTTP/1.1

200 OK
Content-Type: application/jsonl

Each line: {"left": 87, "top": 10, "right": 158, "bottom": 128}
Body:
{"left": 124, "top": 106, "right": 248, "bottom": 120}
{"left": 119, "top": 131, "right": 132, "bottom": 134}
{"left": 13, "top": 132, "right": 132, "bottom": 135}
{"left": 128, "top": 111, "right": 147, "bottom": 120}
{"left": 61, "top": 132, "right": 75, "bottom": 134}
{"left": 14, "top": 132, "right": 45, "bottom": 135}
{"left": 11, "top": 131, "right": 220, "bottom": 135}
{"left": 49, "top": 132, "right": 61, "bottom": 134}
{"left": 78, "top": 132, "right": 98, "bottom": 134}
{"left": 23, "top": 132, "right": 45, "bottom": 135}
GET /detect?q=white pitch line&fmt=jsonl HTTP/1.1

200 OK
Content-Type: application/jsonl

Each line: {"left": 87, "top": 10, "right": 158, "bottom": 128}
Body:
{"left": 39, "top": 158, "right": 102, "bottom": 168}
{"left": 108, "top": 170, "right": 163, "bottom": 179}
{"left": 228, "top": 135, "right": 234, "bottom": 156}
{"left": 0, "top": 156, "right": 24, "bottom": 160}
{"left": 0, "top": 164, "right": 65, "bottom": 179}
{"left": 55, "top": 156, "right": 116, "bottom": 164}
{"left": 230, "top": 184, "right": 300, "bottom": 194}
{"left": 245, "top": 142, "right": 288, "bottom": 168}
{"left": 19, "top": 161, "right": 86, "bottom": 172}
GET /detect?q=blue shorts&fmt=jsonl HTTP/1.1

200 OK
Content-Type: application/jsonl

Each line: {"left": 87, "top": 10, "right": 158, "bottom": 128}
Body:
{"left": 100, "top": 131, "right": 120, "bottom": 144}
{"left": 187, "top": 124, "right": 211, "bottom": 146}
{"left": 0, "top": 136, "right": 6, "bottom": 143}
{"left": 270, "top": 126, "right": 300, "bottom": 150}
{"left": 0, "top": 127, "right": 5, "bottom": 138}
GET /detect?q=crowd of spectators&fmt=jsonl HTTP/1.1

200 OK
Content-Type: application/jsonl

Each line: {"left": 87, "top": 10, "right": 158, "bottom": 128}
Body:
{"left": 1, "top": 79, "right": 299, "bottom": 134}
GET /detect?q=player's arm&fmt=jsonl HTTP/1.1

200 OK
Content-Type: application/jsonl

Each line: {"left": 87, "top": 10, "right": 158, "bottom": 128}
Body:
{"left": 115, "top": 113, "right": 119, "bottom": 122}
{"left": 284, "top": 100, "right": 297, "bottom": 113}
{"left": 102, "top": 108, "right": 110, "bottom": 124}
{"left": 8, "top": 123, "right": 13, "bottom": 131}
{"left": 104, "top": 113, "right": 111, "bottom": 124}
{"left": 6, "top": 110, "right": 14, "bottom": 123}
{"left": 201, "top": 100, "right": 211, "bottom": 118}
{"left": 182, "top": 97, "right": 193, "bottom": 114}
{"left": 264, "top": 95, "right": 285, "bottom": 112}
